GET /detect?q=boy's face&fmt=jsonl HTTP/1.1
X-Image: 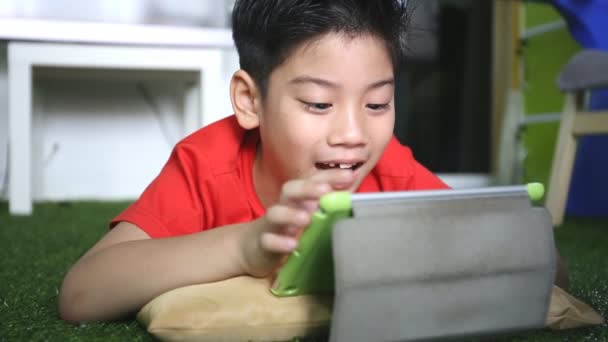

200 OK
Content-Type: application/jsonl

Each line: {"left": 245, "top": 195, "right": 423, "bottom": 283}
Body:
{"left": 257, "top": 32, "right": 395, "bottom": 192}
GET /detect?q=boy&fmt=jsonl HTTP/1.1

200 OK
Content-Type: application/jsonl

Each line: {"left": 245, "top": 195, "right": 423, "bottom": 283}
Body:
{"left": 58, "top": 0, "right": 566, "bottom": 323}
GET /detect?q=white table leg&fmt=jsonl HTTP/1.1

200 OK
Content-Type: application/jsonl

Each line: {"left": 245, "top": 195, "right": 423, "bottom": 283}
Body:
{"left": 200, "top": 52, "right": 224, "bottom": 127}
{"left": 8, "top": 44, "right": 33, "bottom": 215}
{"left": 183, "top": 78, "right": 201, "bottom": 135}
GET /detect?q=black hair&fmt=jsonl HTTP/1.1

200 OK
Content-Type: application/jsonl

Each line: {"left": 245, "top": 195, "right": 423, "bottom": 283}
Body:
{"left": 232, "top": 0, "right": 410, "bottom": 96}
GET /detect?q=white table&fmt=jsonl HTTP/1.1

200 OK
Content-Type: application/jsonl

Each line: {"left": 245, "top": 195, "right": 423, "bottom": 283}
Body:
{"left": 2, "top": 19, "right": 235, "bottom": 215}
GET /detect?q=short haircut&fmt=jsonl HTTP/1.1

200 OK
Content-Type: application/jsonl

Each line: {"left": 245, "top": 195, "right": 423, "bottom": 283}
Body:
{"left": 232, "top": 0, "right": 410, "bottom": 95}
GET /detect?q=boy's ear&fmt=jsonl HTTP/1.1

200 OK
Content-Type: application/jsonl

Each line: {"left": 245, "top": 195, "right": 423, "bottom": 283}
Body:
{"left": 230, "top": 69, "right": 262, "bottom": 130}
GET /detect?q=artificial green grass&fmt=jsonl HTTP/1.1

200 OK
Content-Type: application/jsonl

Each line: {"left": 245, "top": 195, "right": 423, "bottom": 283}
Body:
{"left": 1, "top": 201, "right": 606, "bottom": 341}
{"left": 0, "top": 201, "right": 151, "bottom": 342}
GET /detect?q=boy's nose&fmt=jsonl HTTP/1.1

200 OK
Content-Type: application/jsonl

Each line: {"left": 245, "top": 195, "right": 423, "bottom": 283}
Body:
{"left": 327, "top": 110, "right": 367, "bottom": 147}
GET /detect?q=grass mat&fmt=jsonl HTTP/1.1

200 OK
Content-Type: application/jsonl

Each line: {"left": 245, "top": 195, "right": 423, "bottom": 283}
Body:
{"left": 1, "top": 202, "right": 606, "bottom": 341}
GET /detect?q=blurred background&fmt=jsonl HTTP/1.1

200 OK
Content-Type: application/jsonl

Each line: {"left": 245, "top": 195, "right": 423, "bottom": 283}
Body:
{"left": 3, "top": 3, "right": 607, "bottom": 341}
{"left": 0, "top": 0, "right": 239, "bottom": 204}
{"left": 0, "top": 0, "right": 605, "bottom": 218}
{"left": 0, "top": 0, "right": 235, "bottom": 27}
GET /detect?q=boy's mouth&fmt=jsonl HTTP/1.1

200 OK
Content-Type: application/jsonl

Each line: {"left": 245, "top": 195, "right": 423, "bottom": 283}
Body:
{"left": 315, "top": 162, "right": 363, "bottom": 171}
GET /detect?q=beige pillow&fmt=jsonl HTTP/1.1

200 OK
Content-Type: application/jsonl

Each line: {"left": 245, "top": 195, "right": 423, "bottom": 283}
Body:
{"left": 545, "top": 285, "right": 605, "bottom": 329}
{"left": 137, "top": 276, "right": 332, "bottom": 342}
{"left": 138, "top": 278, "right": 604, "bottom": 342}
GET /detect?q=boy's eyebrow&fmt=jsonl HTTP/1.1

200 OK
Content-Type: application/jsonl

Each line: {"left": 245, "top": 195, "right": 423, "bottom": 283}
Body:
{"left": 289, "top": 76, "right": 394, "bottom": 90}
{"left": 289, "top": 76, "right": 339, "bottom": 88}
{"left": 367, "top": 78, "right": 395, "bottom": 90}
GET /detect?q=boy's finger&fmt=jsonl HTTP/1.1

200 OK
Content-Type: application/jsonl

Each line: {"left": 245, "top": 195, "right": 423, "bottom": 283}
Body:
{"left": 280, "top": 180, "right": 332, "bottom": 203}
{"left": 296, "top": 199, "right": 319, "bottom": 214}
{"left": 310, "top": 169, "right": 356, "bottom": 189}
{"left": 280, "top": 169, "right": 355, "bottom": 203}
{"left": 266, "top": 206, "right": 311, "bottom": 228}
{"left": 259, "top": 232, "right": 298, "bottom": 254}
{"left": 280, "top": 224, "right": 301, "bottom": 236}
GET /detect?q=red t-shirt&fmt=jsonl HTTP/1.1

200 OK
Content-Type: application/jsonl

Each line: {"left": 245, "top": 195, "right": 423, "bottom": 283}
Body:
{"left": 111, "top": 115, "right": 448, "bottom": 238}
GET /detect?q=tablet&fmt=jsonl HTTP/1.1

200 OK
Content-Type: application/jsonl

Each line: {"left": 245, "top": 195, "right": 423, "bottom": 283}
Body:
{"left": 270, "top": 183, "right": 544, "bottom": 297}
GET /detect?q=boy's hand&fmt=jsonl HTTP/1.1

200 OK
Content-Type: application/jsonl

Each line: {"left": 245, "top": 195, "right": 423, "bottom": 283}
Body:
{"left": 240, "top": 169, "right": 355, "bottom": 277}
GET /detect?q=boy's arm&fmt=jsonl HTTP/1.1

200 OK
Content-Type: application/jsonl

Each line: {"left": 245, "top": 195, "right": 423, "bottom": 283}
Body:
{"left": 59, "top": 169, "right": 354, "bottom": 323}
{"left": 59, "top": 221, "right": 252, "bottom": 323}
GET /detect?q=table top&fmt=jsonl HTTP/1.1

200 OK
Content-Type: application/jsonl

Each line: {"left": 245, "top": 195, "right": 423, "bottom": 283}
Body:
{"left": 0, "top": 18, "right": 234, "bottom": 48}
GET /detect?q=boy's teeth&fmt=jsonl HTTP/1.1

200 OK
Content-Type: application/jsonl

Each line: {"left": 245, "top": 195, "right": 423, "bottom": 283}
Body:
{"left": 317, "top": 162, "right": 359, "bottom": 170}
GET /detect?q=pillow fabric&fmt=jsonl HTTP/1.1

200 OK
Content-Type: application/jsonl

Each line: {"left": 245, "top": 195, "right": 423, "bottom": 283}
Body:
{"left": 138, "top": 278, "right": 603, "bottom": 342}
{"left": 545, "top": 285, "right": 605, "bottom": 329}
{"left": 137, "top": 276, "right": 332, "bottom": 342}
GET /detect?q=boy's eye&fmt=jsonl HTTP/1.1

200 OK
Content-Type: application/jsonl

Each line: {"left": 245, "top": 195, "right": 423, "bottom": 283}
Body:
{"left": 301, "top": 101, "right": 332, "bottom": 113}
{"left": 367, "top": 103, "right": 390, "bottom": 111}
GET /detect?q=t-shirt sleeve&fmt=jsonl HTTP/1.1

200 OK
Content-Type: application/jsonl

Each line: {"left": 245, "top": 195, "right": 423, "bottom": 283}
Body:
{"left": 110, "top": 143, "right": 212, "bottom": 238}
{"left": 410, "top": 160, "right": 451, "bottom": 190}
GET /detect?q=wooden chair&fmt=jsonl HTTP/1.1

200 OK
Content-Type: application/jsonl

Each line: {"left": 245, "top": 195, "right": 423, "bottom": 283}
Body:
{"left": 546, "top": 49, "right": 608, "bottom": 226}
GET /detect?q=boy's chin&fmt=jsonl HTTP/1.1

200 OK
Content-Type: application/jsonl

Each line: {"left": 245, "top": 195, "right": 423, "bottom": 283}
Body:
{"left": 343, "top": 170, "right": 367, "bottom": 192}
